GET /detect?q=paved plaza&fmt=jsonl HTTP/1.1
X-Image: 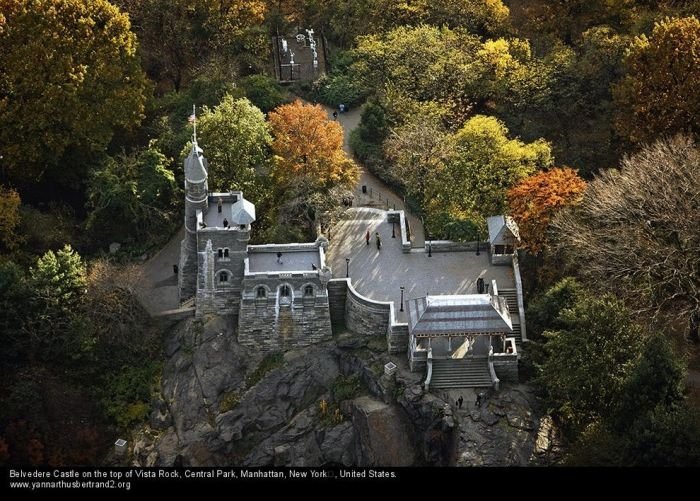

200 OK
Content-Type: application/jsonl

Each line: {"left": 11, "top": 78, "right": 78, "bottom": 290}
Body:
{"left": 325, "top": 208, "right": 514, "bottom": 323}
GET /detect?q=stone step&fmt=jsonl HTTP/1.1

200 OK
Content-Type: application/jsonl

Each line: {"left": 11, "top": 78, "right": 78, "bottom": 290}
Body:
{"left": 429, "top": 359, "right": 493, "bottom": 389}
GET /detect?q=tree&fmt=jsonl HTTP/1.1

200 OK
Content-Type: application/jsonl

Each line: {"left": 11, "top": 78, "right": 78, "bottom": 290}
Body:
{"left": 120, "top": 0, "right": 266, "bottom": 90}
{"left": 539, "top": 293, "right": 646, "bottom": 439}
{"left": 614, "top": 17, "right": 700, "bottom": 146}
{"left": 0, "top": 0, "right": 147, "bottom": 183}
{"left": 27, "top": 245, "right": 87, "bottom": 362}
{"left": 86, "top": 146, "right": 179, "bottom": 246}
{"left": 268, "top": 100, "right": 359, "bottom": 190}
{"left": 525, "top": 277, "right": 586, "bottom": 340}
{"left": 552, "top": 136, "right": 700, "bottom": 337}
{"left": 438, "top": 115, "right": 552, "bottom": 223}
{"left": 195, "top": 95, "right": 272, "bottom": 192}
{"left": 384, "top": 115, "right": 452, "bottom": 205}
{"left": 0, "top": 184, "right": 21, "bottom": 252}
{"left": 507, "top": 168, "right": 586, "bottom": 254}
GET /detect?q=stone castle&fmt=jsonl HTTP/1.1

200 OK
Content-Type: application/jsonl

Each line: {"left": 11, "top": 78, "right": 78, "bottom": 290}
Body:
{"left": 178, "top": 139, "right": 334, "bottom": 351}
{"left": 175, "top": 134, "right": 523, "bottom": 388}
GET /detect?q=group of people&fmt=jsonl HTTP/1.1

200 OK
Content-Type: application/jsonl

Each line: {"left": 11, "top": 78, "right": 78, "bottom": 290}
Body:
{"left": 365, "top": 229, "right": 381, "bottom": 249}
{"left": 455, "top": 394, "right": 483, "bottom": 409}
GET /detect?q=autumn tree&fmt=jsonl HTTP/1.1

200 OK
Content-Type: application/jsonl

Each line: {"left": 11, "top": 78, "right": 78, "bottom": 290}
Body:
{"left": 552, "top": 136, "right": 700, "bottom": 337}
{"left": 0, "top": 184, "right": 21, "bottom": 252}
{"left": 195, "top": 95, "right": 272, "bottom": 193}
{"left": 0, "top": 0, "right": 147, "bottom": 184}
{"left": 507, "top": 168, "right": 586, "bottom": 254}
{"left": 120, "top": 0, "right": 266, "bottom": 90}
{"left": 614, "top": 17, "right": 700, "bottom": 146}
{"left": 269, "top": 100, "right": 358, "bottom": 190}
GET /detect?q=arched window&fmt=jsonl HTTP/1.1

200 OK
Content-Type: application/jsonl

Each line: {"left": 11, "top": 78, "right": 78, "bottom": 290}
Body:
{"left": 219, "top": 272, "right": 229, "bottom": 283}
{"left": 218, "top": 248, "right": 223, "bottom": 258}
{"left": 256, "top": 287, "right": 266, "bottom": 298}
{"left": 304, "top": 285, "right": 314, "bottom": 297}
{"left": 280, "top": 285, "right": 291, "bottom": 297}
{"left": 224, "top": 248, "right": 230, "bottom": 258}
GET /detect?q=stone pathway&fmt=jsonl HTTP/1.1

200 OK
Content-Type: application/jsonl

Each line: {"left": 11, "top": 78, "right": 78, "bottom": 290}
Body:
{"left": 136, "top": 227, "right": 183, "bottom": 315}
{"left": 322, "top": 105, "right": 425, "bottom": 247}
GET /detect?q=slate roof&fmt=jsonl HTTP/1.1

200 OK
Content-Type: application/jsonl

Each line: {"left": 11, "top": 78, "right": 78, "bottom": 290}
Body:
{"left": 406, "top": 294, "right": 513, "bottom": 337}
{"left": 230, "top": 198, "right": 256, "bottom": 225}
{"left": 184, "top": 143, "right": 208, "bottom": 183}
{"left": 487, "top": 215, "right": 521, "bottom": 245}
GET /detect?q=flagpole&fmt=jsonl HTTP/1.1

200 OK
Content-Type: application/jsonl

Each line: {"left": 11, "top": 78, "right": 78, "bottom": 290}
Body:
{"left": 192, "top": 104, "right": 197, "bottom": 144}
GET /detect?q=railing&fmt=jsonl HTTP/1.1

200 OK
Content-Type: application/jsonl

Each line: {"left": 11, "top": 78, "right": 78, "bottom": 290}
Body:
{"left": 488, "top": 346, "right": 500, "bottom": 391}
{"left": 424, "top": 348, "right": 433, "bottom": 391}
{"left": 512, "top": 253, "right": 528, "bottom": 343}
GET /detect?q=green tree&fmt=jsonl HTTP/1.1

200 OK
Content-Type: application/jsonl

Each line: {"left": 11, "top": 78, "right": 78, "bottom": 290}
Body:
{"left": 439, "top": 115, "right": 552, "bottom": 223}
{"left": 27, "top": 245, "right": 87, "bottom": 362}
{"left": 238, "top": 75, "right": 286, "bottom": 113}
{"left": 614, "top": 17, "right": 700, "bottom": 146}
{"left": 539, "top": 294, "right": 646, "bottom": 439}
{"left": 194, "top": 95, "right": 273, "bottom": 198}
{"left": 0, "top": 0, "right": 147, "bottom": 184}
{"left": 526, "top": 277, "right": 586, "bottom": 340}
{"left": 86, "top": 146, "right": 179, "bottom": 246}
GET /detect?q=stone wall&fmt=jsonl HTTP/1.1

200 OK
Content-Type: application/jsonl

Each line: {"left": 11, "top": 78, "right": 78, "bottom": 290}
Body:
{"left": 345, "top": 282, "right": 391, "bottom": 336}
{"left": 237, "top": 275, "right": 332, "bottom": 352}
{"left": 388, "top": 323, "right": 409, "bottom": 354}
{"left": 327, "top": 279, "right": 348, "bottom": 325}
{"left": 426, "top": 240, "right": 488, "bottom": 253}
{"left": 492, "top": 354, "right": 518, "bottom": 382}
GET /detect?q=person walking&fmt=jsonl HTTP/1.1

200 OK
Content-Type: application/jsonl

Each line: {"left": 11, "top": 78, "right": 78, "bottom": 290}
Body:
{"left": 217, "top": 197, "right": 223, "bottom": 213}
{"left": 457, "top": 396, "right": 463, "bottom": 409}
{"left": 475, "top": 393, "right": 482, "bottom": 408}
{"left": 365, "top": 229, "right": 370, "bottom": 246}
{"left": 277, "top": 251, "right": 283, "bottom": 264}
{"left": 375, "top": 232, "right": 381, "bottom": 250}
{"left": 223, "top": 218, "right": 229, "bottom": 229}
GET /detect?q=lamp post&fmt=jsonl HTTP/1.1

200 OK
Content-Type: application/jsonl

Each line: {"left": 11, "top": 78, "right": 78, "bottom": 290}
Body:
{"left": 400, "top": 286, "right": 405, "bottom": 312}
{"left": 345, "top": 258, "right": 350, "bottom": 278}
{"left": 428, "top": 233, "right": 432, "bottom": 257}
{"left": 392, "top": 221, "right": 396, "bottom": 238}
{"left": 476, "top": 230, "right": 480, "bottom": 256}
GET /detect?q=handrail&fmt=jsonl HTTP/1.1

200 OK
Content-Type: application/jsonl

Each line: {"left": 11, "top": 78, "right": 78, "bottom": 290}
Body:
{"left": 512, "top": 252, "right": 528, "bottom": 343}
{"left": 488, "top": 346, "right": 500, "bottom": 391}
{"left": 424, "top": 347, "right": 433, "bottom": 391}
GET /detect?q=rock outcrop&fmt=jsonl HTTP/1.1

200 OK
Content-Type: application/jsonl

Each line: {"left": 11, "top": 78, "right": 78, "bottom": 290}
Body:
{"left": 132, "top": 318, "right": 561, "bottom": 467}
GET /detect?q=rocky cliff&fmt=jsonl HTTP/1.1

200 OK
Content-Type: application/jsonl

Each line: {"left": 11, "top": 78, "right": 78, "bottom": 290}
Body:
{"left": 131, "top": 316, "right": 562, "bottom": 467}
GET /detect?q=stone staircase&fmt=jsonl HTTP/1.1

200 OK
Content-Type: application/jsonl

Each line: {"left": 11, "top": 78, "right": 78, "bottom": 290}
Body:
{"left": 429, "top": 358, "right": 493, "bottom": 389}
{"left": 499, "top": 288, "right": 522, "bottom": 350}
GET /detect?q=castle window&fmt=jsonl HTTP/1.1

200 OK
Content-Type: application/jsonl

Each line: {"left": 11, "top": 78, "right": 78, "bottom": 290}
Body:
{"left": 224, "top": 248, "right": 230, "bottom": 258}
{"left": 220, "top": 272, "right": 229, "bottom": 283}
{"left": 304, "top": 285, "right": 314, "bottom": 297}
{"left": 218, "top": 248, "right": 223, "bottom": 258}
{"left": 280, "top": 285, "right": 291, "bottom": 297}
{"left": 256, "top": 287, "right": 266, "bottom": 298}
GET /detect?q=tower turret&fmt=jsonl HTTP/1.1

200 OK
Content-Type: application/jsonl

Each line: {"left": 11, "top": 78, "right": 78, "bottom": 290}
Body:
{"left": 179, "top": 108, "right": 209, "bottom": 301}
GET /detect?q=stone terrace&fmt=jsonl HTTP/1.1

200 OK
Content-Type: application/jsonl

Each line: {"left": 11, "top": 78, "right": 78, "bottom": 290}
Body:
{"left": 325, "top": 208, "right": 514, "bottom": 323}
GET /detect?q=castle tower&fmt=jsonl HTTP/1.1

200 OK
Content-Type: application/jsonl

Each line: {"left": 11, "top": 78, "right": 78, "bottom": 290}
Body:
{"left": 178, "top": 137, "right": 209, "bottom": 301}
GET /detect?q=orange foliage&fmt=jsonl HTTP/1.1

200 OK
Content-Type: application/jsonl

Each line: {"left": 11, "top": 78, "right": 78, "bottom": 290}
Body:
{"left": 268, "top": 100, "right": 359, "bottom": 189}
{"left": 508, "top": 168, "right": 586, "bottom": 254}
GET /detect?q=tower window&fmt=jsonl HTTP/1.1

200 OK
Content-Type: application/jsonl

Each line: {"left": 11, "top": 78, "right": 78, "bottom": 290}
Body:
{"left": 220, "top": 272, "right": 229, "bottom": 283}
{"left": 256, "top": 287, "right": 266, "bottom": 298}
{"left": 280, "top": 285, "right": 291, "bottom": 297}
{"left": 218, "top": 248, "right": 223, "bottom": 258}
{"left": 224, "top": 248, "right": 229, "bottom": 258}
{"left": 304, "top": 285, "right": 314, "bottom": 297}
